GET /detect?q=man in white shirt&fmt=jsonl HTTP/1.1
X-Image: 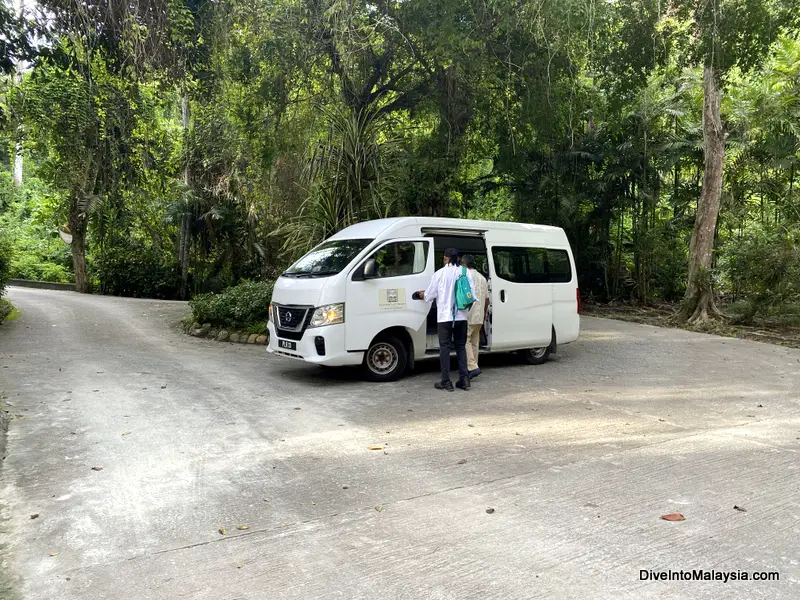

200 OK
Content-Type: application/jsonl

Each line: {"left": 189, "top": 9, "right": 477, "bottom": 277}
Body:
{"left": 414, "top": 248, "right": 477, "bottom": 392}
{"left": 461, "top": 255, "right": 489, "bottom": 380}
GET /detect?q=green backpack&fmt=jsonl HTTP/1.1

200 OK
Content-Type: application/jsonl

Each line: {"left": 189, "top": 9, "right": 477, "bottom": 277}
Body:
{"left": 454, "top": 266, "right": 476, "bottom": 311}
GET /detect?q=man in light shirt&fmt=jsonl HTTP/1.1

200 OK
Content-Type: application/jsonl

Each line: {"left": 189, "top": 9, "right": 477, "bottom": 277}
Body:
{"left": 414, "top": 248, "right": 477, "bottom": 392}
{"left": 461, "top": 255, "right": 489, "bottom": 380}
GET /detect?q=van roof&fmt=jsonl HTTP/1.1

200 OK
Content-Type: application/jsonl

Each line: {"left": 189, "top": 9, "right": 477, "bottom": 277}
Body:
{"left": 328, "top": 217, "right": 563, "bottom": 240}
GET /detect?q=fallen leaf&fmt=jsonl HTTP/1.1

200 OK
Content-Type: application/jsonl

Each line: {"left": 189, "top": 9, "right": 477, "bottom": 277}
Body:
{"left": 91, "top": 466, "right": 104, "bottom": 471}
{"left": 237, "top": 564, "right": 244, "bottom": 569}
{"left": 49, "top": 553, "right": 58, "bottom": 557}
{"left": 467, "top": 424, "right": 475, "bottom": 428}
{"left": 160, "top": 385, "right": 167, "bottom": 389}
{"left": 733, "top": 505, "right": 747, "bottom": 513}
{"left": 367, "top": 446, "right": 384, "bottom": 451}
{"left": 660, "top": 513, "right": 685, "bottom": 521}
{"left": 121, "top": 431, "right": 132, "bottom": 436}
{"left": 486, "top": 508, "right": 495, "bottom": 514}
{"left": 293, "top": 407, "right": 301, "bottom": 410}
{"left": 218, "top": 528, "right": 228, "bottom": 535}
{"left": 342, "top": 485, "right": 349, "bottom": 489}
{"left": 375, "top": 505, "right": 384, "bottom": 512}
{"left": 237, "top": 525, "right": 249, "bottom": 530}
{"left": 30, "top": 514, "right": 40, "bottom": 519}
{"left": 457, "top": 459, "right": 467, "bottom": 465}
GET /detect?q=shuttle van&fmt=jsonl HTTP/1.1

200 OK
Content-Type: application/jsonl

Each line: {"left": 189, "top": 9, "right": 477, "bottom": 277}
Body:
{"left": 267, "top": 217, "right": 580, "bottom": 381}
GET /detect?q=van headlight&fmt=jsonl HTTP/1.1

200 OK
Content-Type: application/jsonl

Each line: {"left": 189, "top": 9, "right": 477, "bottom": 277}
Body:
{"left": 268, "top": 304, "right": 274, "bottom": 323}
{"left": 309, "top": 303, "right": 344, "bottom": 328}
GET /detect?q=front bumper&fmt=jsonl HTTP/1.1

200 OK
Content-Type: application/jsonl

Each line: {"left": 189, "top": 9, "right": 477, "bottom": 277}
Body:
{"left": 267, "top": 322, "right": 364, "bottom": 367}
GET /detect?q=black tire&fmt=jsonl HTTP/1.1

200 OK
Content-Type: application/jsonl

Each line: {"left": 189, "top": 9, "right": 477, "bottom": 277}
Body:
{"left": 521, "top": 345, "right": 551, "bottom": 365}
{"left": 363, "top": 335, "right": 408, "bottom": 382}
{"left": 521, "top": 329, "right": 555, "bottom": 365}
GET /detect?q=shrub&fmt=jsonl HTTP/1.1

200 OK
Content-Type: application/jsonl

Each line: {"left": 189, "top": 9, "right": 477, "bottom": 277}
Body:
{"left": 189, "top": 280, "right": 275, "bottom": 329}
{"left": 10, "top": 253, "right": 73, "bottom": 283}
{"left": 722, "top": 227, "right": 800, "bottom": 324}
{"left": 0, "top": 235, "right": 11, "bottom": 295}
{"left": 0, "top": 298, "right": 12, "bottom": 323}
{"left": 91, "top": 240, "right": 181, "bottom": 299}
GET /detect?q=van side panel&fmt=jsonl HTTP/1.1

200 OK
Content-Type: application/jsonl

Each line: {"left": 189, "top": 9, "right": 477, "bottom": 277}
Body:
{"left": 551, "top": 239, "right": 580, "bottom": 345}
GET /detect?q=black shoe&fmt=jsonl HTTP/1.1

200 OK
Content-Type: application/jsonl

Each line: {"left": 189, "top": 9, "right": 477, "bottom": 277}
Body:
{"left": 468, "top": 368, "right": 481, "bottom": 380}
{"left": 435, "top": 380, "right": 455, "bottom": 392}
{"left": 456, "top": 378, "right": 471, "bottom": 391}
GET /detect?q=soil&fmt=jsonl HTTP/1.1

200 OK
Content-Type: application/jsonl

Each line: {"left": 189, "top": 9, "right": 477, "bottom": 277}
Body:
{"left": 583, "top": 302, "right": 800, "bottom": 349}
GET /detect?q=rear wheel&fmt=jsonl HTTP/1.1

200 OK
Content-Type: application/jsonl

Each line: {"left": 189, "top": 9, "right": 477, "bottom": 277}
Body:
{"left": 521, "top": 345, "right": 550, "bottom": 365}
{"left": 363, "top": 335, "right": 408, "bottom": 382}
{"left": 521, "top": 329, "right": 555, "bottom": 365}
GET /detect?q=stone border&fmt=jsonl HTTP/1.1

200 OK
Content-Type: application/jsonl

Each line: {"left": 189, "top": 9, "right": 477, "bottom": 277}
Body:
{"left": 182, "top": 321, "right": 268, "bottom": 345}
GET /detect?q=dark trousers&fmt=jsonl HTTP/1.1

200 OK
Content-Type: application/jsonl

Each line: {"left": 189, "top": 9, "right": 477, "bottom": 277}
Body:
{"left": 438, "top": 321, "right": 468, "bottom": 383}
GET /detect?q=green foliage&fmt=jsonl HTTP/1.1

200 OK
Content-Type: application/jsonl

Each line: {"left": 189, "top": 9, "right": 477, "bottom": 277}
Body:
{"left": 0, "top": 297, "right": 12, "bottom": 323}
{"left": 188, "top": 280, "right": 275, "bottom": 329}
{"left": 722, "top": 227, "right": 800, "bottom": 323}
{"left": 0, "top": 0, "right": 798, "bottom": 315}
{"left": 91, "top": 239, "right": 180, "bottom": 299}
{"left": 0, "top": 233, "right": 12, "bottom": 295}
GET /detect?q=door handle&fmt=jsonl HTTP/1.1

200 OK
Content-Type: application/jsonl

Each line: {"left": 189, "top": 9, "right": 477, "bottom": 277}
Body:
{"left": 500, "top": 290, "right": 506, "bottom": 303}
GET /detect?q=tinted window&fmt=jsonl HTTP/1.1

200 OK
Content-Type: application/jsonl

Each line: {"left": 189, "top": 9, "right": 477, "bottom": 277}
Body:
{"left": 371, "top": 241, "right": 429, "bottom": 279}
{"left": 283, "top": 239, "right": 372, "bottom": 277}
{"left": 491, "top": 247, "right": 572, "bottom": 284}
{"left": 547, "top": 249, "right": 572, "bottom": 283}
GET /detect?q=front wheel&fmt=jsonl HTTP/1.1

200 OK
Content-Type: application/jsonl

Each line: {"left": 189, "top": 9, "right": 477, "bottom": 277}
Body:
{"left": 363, "top": 335, "right": 408, "bottom": 382}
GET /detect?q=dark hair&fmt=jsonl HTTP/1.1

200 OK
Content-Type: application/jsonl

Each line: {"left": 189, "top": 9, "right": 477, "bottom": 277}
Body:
{"left": 444, "top": 247, "right": 459, "bottom": 266}
{"left": 461, "top": 254, "right": 475, "bottom": 269}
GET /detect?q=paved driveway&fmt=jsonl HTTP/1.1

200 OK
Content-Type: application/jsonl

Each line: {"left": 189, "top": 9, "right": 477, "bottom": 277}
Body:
{"left": 1, "top": 286, "right": 799, "bottom": 599}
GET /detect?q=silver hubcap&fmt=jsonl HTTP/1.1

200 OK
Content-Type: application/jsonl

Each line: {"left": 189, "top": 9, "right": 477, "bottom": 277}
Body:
{"left": 531, "top": 347, "right": 547, "bottom": 359}
{"left": 367, "top": 343, "right": 399, "bottom": 375}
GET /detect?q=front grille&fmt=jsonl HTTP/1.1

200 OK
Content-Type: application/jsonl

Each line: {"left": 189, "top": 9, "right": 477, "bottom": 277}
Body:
{"left": 274, "top": 304, "right": 313, "bottom": 341}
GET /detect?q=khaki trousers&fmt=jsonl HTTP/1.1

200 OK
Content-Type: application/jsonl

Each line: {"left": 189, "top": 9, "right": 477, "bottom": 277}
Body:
{"left": 466, "top": 323, "right": 482, "bottom": 371}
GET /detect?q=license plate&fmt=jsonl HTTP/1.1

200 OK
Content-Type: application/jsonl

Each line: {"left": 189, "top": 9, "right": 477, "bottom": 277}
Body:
{"left": 278, "top": 339, "right": 296, "bottom": 351}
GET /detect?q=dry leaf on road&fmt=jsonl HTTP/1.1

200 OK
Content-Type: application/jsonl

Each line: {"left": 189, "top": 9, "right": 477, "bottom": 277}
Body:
{"left": 237, "top": 525, "right": 249, "bottom": 531}
{"left": 91, "top": 466, "right": 104, "bottom": 471}
{"left": 219, "top": 528, "right": 228, "bottom": 535}
{"left": 660, "top": 513, "right": 685, "bottom": 521}
{"left": 367, "top": 446, "right": 384, "bottom": 451}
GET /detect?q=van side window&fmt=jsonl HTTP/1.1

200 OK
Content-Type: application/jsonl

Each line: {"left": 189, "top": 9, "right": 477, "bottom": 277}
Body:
{"left": 491, "top": 247, "right": 572, "bottom": 284}
{"left": 371, "top": 241, "right": 429, "bottom": 279}
{"left": 547, "top": 249, "right": 572, "bottom": 283}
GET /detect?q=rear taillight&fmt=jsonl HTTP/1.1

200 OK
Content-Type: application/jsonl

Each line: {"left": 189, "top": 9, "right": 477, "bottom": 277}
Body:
{"left": 576, "top": 288, "right": 581, "bottom": 314}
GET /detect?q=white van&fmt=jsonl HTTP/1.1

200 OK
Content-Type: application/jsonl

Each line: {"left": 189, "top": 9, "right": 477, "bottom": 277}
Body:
{"left": 267, "top": 217, "right": 580, "bottom": 381}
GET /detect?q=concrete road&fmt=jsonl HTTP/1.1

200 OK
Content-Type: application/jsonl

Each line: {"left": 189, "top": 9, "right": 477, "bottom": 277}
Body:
{"left": 1, "top": 286, "right": 798, "bottom": 600}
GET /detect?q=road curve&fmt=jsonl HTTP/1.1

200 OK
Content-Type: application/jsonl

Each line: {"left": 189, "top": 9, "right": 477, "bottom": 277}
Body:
{"left": 1, "top": 286, "right": 799, "bottom": 599}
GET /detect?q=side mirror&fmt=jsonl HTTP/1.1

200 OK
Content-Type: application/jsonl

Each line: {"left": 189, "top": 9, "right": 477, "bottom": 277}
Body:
{"left": 363, "top": 258, "right": 377, "bottom": 279}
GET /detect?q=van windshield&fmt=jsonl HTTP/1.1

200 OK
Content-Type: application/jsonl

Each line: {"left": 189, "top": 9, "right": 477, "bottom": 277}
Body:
{"left": 282, "top": 239, "right": 373, "bottom": 277}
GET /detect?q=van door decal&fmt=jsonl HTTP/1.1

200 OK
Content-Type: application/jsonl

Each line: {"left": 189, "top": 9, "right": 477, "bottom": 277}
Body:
{"left": 379, "top": 288, "right": 406, "bottom": 311}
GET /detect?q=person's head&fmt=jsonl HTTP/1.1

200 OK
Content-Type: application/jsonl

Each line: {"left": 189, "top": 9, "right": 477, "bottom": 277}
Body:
{"left": 461, "top": 254, "right": 475, "bottom": 270}
{"left": 443, "top": 248, "right": 459, "bottom": 267}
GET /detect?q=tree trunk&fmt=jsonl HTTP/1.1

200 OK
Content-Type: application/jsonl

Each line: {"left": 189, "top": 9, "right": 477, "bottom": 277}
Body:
{"left": 179, "top": 94, "right": 191, "bottom": 299}
{"left": 679, "top": 65, "right": 725, "bottom": 324}
{"left": 68, "top": 200, "right": 89, "bottom": 293}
